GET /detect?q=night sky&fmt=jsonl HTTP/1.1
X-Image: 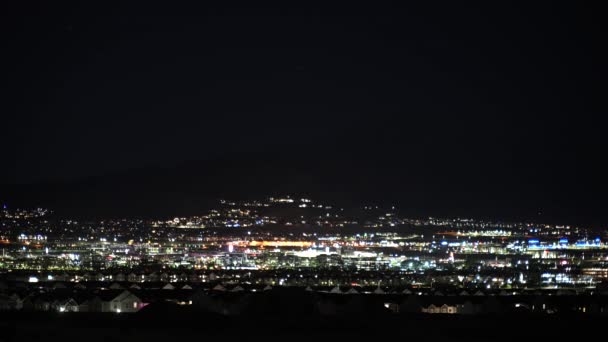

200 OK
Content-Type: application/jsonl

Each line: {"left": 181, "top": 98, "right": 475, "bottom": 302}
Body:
{"left": 1, "top": 2, "right": 606, "bottom": 224}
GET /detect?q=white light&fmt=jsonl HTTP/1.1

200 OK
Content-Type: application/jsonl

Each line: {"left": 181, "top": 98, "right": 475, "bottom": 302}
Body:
{"left": 28, "top": 276, "right": 39, "bottom": 283}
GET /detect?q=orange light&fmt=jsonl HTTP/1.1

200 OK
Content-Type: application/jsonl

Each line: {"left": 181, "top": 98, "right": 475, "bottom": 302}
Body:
{"left": 236, "top": 240, "right": 313, "bottom": 248}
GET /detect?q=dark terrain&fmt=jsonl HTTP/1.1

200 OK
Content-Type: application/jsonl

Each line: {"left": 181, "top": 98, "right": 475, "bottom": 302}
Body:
{"left": 0, "top": 309, "right": 600, "bottom": 342}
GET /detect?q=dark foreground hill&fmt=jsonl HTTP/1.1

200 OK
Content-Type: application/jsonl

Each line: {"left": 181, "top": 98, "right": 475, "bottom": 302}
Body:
{"left": 0, "top": 309, "right": 602, "bottom": 342}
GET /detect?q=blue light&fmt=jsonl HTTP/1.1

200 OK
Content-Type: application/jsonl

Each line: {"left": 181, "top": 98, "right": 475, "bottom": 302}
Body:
{"left": 528, "top": 239, "right": 539, "bottom": 244}
{"left": 595, "top": 237, "right": 601, "bottom": 242}
{"left": 440, "top": 241, "right": 448, "bottom": 246}
{"left": 559, "top": 238, "right": 568, "bottom": 244}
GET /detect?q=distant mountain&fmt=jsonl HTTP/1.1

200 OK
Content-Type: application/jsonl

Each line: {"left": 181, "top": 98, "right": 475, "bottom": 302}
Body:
{"left": 2, "top": 149, "right": 607, "bottom": 226}
{"left": 1, "top": 151, "right": 411, "bottom": 218}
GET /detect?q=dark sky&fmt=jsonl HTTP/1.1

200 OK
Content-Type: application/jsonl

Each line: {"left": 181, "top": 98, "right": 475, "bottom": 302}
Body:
{"left": 1, "top": 2, "right": 606, "bottom": 224}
